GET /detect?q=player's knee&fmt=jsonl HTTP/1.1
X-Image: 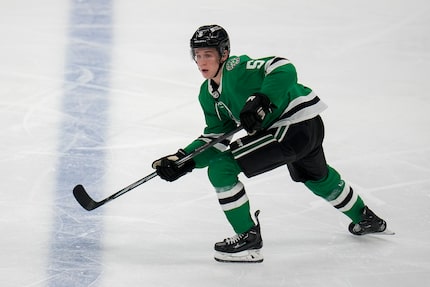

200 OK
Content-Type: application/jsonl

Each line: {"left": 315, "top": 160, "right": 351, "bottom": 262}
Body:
{"left": 207, "top": 152, "right": 241, "bottom": 188}
{"left": 304, "top": 165, "right": 342, "bottom": 199}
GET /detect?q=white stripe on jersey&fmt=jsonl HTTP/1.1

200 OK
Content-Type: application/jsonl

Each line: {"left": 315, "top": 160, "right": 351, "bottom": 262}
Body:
{"left": 264, "top": 57, "right": 291, "bottom": 75}
{"left": 269, "top": 91, "right": 328, "bottom": 129}
{"left": 198, "top": 132, "right": 233, "bottom": 152}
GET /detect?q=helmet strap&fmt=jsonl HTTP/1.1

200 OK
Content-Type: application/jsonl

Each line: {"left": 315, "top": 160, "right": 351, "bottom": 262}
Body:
{"left": 212, "top": 50, "right": 228, "bottom": 79}
{"left": 213, "top": 62, "right": 223, "bottom": 78}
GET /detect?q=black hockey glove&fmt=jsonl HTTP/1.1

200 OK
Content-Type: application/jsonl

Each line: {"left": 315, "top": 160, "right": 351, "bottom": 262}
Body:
{"left": 239, "top": 93, "right": 274, "bottom": 135}
{"left": 152, "top": 149, "right": 195, "bottom": 182}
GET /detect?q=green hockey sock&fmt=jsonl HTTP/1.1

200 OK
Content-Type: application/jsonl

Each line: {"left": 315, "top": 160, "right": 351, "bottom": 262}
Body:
{"left": 216, "top": 182, "right": 254, "bottom": 234}
{"left": 304, "top": 166, "right": 365, "bottom": 223}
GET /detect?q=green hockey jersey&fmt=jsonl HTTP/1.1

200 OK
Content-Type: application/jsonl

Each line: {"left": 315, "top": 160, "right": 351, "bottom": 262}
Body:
{"left": 184, "top": 55, "right": 327, "bottom": 167}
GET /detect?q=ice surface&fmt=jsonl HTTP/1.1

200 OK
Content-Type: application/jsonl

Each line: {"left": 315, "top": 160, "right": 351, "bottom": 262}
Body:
{"left": 1, "top": 0, "right": 429, "bottom": 286}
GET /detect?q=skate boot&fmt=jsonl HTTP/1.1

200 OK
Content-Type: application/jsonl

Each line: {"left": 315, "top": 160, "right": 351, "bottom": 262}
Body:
{"left": 349, "top": 206, "right": 387, "bottom": 235}
{"left": 214, "top": 210, "right": 263, "bottom": 263}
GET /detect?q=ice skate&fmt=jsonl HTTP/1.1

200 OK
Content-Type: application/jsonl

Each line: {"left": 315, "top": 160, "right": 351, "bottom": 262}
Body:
{"left": 214, "top": 210, "right": 263, "bottom": 263}
{"left": 349, "top": 206, "right": 387, "bottom": 235}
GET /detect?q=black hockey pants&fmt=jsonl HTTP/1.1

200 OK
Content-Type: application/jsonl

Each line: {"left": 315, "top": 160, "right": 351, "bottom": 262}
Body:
{"left": 230, "top": 115, "right": 328, "bottom": 182}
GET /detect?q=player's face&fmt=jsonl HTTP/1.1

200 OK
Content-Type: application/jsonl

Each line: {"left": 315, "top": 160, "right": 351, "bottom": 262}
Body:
{"left": 194, "top": 48, "right": 222, "bottom": 79}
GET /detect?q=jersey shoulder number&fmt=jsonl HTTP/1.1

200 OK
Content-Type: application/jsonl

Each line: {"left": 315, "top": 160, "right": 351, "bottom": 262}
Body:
{"left": 246, "top": 59, "right": 265, "bottom": 69}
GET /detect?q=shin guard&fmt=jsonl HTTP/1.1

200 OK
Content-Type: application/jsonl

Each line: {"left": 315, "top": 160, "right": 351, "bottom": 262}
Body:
{"left": 305, "top": 166, "right": 364, "bottom": 223}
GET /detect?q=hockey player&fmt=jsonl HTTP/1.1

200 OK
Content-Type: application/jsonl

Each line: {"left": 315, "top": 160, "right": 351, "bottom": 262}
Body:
{"left": 152, "top": 24, "right": 388, "bottom": 263}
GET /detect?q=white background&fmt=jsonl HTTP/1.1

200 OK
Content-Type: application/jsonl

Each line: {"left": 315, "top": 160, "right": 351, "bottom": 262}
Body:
{"left": 1, "top": 0, "right": 429, "bottom": 286}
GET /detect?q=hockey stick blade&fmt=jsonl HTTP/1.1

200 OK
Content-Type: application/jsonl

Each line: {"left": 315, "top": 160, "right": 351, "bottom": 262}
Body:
{"left": 73, "top": 171, "right": 158, "bottom": 211}
{"left": 73, "top": 184, "right": 103, "bottom": 211}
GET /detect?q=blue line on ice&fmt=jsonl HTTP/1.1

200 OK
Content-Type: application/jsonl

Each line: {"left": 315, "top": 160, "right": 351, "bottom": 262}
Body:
{"left": 48, "top": 1, "right": 113, "bottom": 286}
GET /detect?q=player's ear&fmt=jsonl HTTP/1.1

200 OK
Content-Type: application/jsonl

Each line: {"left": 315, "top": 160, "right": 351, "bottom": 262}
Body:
{"left": 221, "top": 50, "right": 229, "bottom": 62}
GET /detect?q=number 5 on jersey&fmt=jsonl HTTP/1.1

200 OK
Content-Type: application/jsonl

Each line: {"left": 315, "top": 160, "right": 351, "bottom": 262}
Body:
{"left": 246, "top": 60, "right": 265, "bottom": 69}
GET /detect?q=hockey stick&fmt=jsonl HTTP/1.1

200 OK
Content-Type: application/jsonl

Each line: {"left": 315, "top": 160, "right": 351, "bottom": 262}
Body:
{"left": 73, "top": 125, "right": 242, "bottom": 211}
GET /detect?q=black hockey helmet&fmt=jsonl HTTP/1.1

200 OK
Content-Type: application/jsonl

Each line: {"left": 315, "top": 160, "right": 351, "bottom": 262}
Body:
{"left": 190, "top": 24, "right": 230, "bottom": 58}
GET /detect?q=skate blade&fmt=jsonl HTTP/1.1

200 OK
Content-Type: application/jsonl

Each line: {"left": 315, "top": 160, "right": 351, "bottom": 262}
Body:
{"left": 214, "top": 249, "right": 263, "bottom": 263}
{"left": 355, "top": 228, "right": 396, "bottom": 236}
{"left": 375, "top": 228, "right": 395, "bottom": 235}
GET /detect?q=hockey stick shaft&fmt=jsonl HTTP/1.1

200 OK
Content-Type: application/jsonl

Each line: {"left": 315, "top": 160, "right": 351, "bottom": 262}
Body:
{"left": 73, "top": 125, "right": 242, "bottom": 211}
{"left": 176, "top": 125, "right": 242, "bottom": 165}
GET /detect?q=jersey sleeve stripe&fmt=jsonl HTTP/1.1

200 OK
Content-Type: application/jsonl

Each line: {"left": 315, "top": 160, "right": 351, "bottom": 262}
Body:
{"left": 264, "top": 57, "right": 291, "bottom": 75}
{"left": 198, "top": 133, "right": 232, "bottom": 151}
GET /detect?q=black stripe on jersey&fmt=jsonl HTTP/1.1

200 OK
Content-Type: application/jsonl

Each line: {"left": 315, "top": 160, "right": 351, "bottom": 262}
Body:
{"left": 279, "top": 96, "right": 321, "bottom": 120}
{"left": 198, "top": 135, "right": 231, "bottom": 146}
{"left": 334, "top": 187, "right": 354, "bottom": 209}
{"left": 220, "top": 138, "right": 231, "bottom": 146}
{"left": 218, "top": 187, "right": 246, "bottom": 205}
{"left": 271, "top": 57, "right": 288, "bottom": 64}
